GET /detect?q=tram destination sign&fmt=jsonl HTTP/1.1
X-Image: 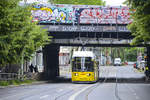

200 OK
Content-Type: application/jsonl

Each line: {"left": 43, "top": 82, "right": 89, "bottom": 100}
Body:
{"left": 43, "top": 25, "right": 130, "bottom": 32}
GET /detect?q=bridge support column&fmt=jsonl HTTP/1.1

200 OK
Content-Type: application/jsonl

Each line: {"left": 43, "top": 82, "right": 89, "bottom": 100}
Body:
{"left": 145, "top": 47, "right": 150, "bottom": 79}
{"left": 43, "top": 44, "right": 60, "bottom": 80}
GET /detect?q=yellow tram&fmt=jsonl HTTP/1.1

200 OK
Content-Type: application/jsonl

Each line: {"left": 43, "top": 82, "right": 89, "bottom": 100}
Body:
{"left": 71, "top": 51, "right": 99, "bottom": 83}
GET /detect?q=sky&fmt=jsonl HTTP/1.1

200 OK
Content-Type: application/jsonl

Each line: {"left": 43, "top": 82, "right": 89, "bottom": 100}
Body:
{"left": 103, "top": 0, "right": 126, "bottom": 6}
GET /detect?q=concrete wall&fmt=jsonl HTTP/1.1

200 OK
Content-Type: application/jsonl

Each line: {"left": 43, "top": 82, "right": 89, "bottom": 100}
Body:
{"left": 43, "top": 44, "right": 60, "bottom": 79}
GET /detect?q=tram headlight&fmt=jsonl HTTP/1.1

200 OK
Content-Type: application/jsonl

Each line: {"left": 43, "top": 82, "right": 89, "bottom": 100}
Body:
{"left": 74, "top": 73, "right": 78, "bottom": 76}
{"left": 87, "top": 73, "right": 91, "bottom": 76}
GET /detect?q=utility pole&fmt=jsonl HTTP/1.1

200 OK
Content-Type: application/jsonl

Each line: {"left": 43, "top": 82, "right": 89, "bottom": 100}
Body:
{"left": 20, "top": 51, "right": 24, "bottom": 79}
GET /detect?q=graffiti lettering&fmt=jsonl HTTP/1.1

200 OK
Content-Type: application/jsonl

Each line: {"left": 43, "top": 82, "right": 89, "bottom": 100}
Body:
{"left": 80, "top": 26, "right": 95, "bottom": 31}
{"left": 103, "top": 26, "right": 116, "bottom": 32}
{"left": 31, "top": 4, "right": 132, "bottom": 24}
{"left": 46, "top": 25, "right": 129, "bottom": 32}
{"left": 79, "top": 7, "right": 131, "bottom": 24}
{"left": 118, "top": 26, "right": 130, "bottom": 32}
{"left": 62, "top": 26, "right": 78, "bottom": 31}
{"left": 32, "top": 6, "right": 72, "bottom": 23}
{"left": 48, "top": 26, "right": 59, "bottom": 31}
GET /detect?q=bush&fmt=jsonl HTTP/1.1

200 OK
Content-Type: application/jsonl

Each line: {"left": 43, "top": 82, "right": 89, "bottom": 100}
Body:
{"left": 0, "top": 81, "right": 9, "bottom": 86}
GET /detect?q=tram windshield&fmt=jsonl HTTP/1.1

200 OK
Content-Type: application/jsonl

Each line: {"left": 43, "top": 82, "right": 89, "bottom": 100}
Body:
{"left": 72, "top": 57, "right": 94, "bottom": 72}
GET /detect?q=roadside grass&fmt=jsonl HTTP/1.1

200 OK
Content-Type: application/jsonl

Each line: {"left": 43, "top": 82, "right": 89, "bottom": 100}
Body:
{"left": 0, "top": 81, "right": 9, "bottom": 86}
{"left": 0, "top": 79, "right": 35, "bottom": 86}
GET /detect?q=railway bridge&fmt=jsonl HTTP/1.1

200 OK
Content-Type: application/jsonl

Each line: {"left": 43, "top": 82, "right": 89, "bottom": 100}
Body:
{"left": 31, "top": 4, "right": 150, "bottom": 79}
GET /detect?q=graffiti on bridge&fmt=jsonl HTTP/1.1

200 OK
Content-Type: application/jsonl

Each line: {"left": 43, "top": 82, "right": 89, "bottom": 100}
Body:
{"left": 31, "top": 4, "right": 132, "bottom": 24}
{"left": 31, "top": 5, "right": 73, "bottom": 23}
{"left": 76, "top": 7, "right": 131, "bottom": 24}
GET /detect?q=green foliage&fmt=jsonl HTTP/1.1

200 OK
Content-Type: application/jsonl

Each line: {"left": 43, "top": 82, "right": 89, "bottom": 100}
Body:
{"left": 106, "top": 47, "right": 145, "bottom": 63}
{"left": 8, "top": 80, "right": 21, "bottom": 85}
{"left": 49, "top": 0, "right": 106, "bottom": 6}
{"left": 0, "top": 79, "right": 34, "bottom": 86}
{"left": 0, "top": 0, "right": 51, "bottom": 66}
{"left": 125, "top": 48, "right": 137, "bottom": 61}
{"left": 126, "top": 0, "right": 150, "bottom": 45}
{"left": 0, "top": 81, "right": 9, "bottom": 86}
{"left": 124, "top": 47, "right": 145, "bottom": 61}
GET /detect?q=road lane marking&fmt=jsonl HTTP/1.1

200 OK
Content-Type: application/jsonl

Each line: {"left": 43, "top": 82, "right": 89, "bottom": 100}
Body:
{"left": 68, "top": 85, "right": 95, "bottom": 100}
{"left": 40, "top": 95, "right": 49, "bottom": 99}
{"left": 131, "top": 89, "right": 134, "bottom": 92}
{"left": 124, "top": 84, "right": 140, "bottom": 100}
{"left": 133, "top": 93, "right": 137, "bottom": 96}
{"left": 135, "top": 96, "right": 140, "bottom": 99}
{"left": 69, "top": 86, "right": 73, "bottom": 89}
{"left": 57, "top": 89, "right": 64, "bottom": 92}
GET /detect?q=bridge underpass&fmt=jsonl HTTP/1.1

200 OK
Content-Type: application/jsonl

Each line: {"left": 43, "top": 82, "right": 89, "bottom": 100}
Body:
{"left": 42, "top": 25, "right": 150, "bottom": 80}
{"left": 30, "top": 4, "right": 150, "bottom": 79}
{"left": 41, "top": 23, "right": 150, "bottom": 79}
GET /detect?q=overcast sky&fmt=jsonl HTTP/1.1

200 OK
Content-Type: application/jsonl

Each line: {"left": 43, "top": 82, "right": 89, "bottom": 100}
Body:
{"left": 103, "top": 0, "right": 126, "bottom": 6}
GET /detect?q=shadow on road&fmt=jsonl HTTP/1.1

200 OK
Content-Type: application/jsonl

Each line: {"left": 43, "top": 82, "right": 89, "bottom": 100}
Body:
{"left": 46, "top": 77, "right": 72, "bottom": 83}
{"left": 98, "top": 77, "right": 150, "bottom": 84}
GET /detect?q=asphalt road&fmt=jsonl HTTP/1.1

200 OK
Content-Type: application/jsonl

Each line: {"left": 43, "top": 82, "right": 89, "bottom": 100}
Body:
{"left": 1, "top": 82, "right": 150, "bottom": 100}
{"left": 0, "top": 65, "right": 149, "bottom": 100}
{"left": 99, "top": 65, "right": 145, "bottom": 79}
{"left": 60, "top": 65, "right": 145, "bottom": 79}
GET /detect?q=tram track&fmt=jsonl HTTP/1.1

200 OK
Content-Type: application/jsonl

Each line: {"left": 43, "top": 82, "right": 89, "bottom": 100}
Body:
{"left": 85, "top": 66, "right": 122, "bottom": 100}
{"left": 1, "top": 84, "right": 69, "bottom": 100}
{"left": 115, "top": 67, "right": 122, "bottom": 100}
{"left": 14, "top": 83, "right": 85, "bottom": 100}
{"left": 54, "top": 85, "right": 85, "bottom": 100}
{"left": 85, "top": 68, "right": 109, "bottom": 100}
{"left": 55, "top": 89, "right": 73, "bottom": 100}
{"left": 56, "top": 67, "right": 109, "bottom": 100}
{"left": 20, "top": 83, "right": 86, "bottom": 100}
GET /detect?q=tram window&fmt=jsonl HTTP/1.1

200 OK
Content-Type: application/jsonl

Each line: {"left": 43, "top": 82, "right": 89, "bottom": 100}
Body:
{"left": 72, "top": 57, "right": 94, "bottom": 71}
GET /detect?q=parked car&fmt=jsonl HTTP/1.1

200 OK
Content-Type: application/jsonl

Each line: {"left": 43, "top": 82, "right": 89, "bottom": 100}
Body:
{"left": 114, "top": 58, "right": 121, "bottom": 66}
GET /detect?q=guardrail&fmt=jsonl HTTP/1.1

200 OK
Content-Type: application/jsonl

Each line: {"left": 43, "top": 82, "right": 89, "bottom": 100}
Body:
{"left": 0, "top": 73, "right": 18, "bottom": 81}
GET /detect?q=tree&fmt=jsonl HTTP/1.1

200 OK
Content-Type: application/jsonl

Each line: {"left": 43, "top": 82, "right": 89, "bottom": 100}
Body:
{"left": 126, "top": 0, "right": 150, "bottom": 45}
{"left": 49, "top": 0, "right": 106, "bottom": 6}
{"left": 0, "top": 0, "right": 51, "bottom": 66}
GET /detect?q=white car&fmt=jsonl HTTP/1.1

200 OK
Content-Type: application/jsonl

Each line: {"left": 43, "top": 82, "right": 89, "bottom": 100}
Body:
{"left": 114, "top": 58, "right": 121, "bottom": 66}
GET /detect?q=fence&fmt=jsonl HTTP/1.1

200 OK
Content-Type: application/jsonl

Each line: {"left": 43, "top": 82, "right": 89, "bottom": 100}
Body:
{"left": 0, "top": 73, "right": 19, "bottom": 81}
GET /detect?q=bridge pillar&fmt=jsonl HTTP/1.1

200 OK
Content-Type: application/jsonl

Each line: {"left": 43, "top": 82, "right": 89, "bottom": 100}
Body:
{"left": 43, "top": 44, "right": 60, "bottom": 80}
{"left": 145, "top": 47, "right": 150, "bottom": 78}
